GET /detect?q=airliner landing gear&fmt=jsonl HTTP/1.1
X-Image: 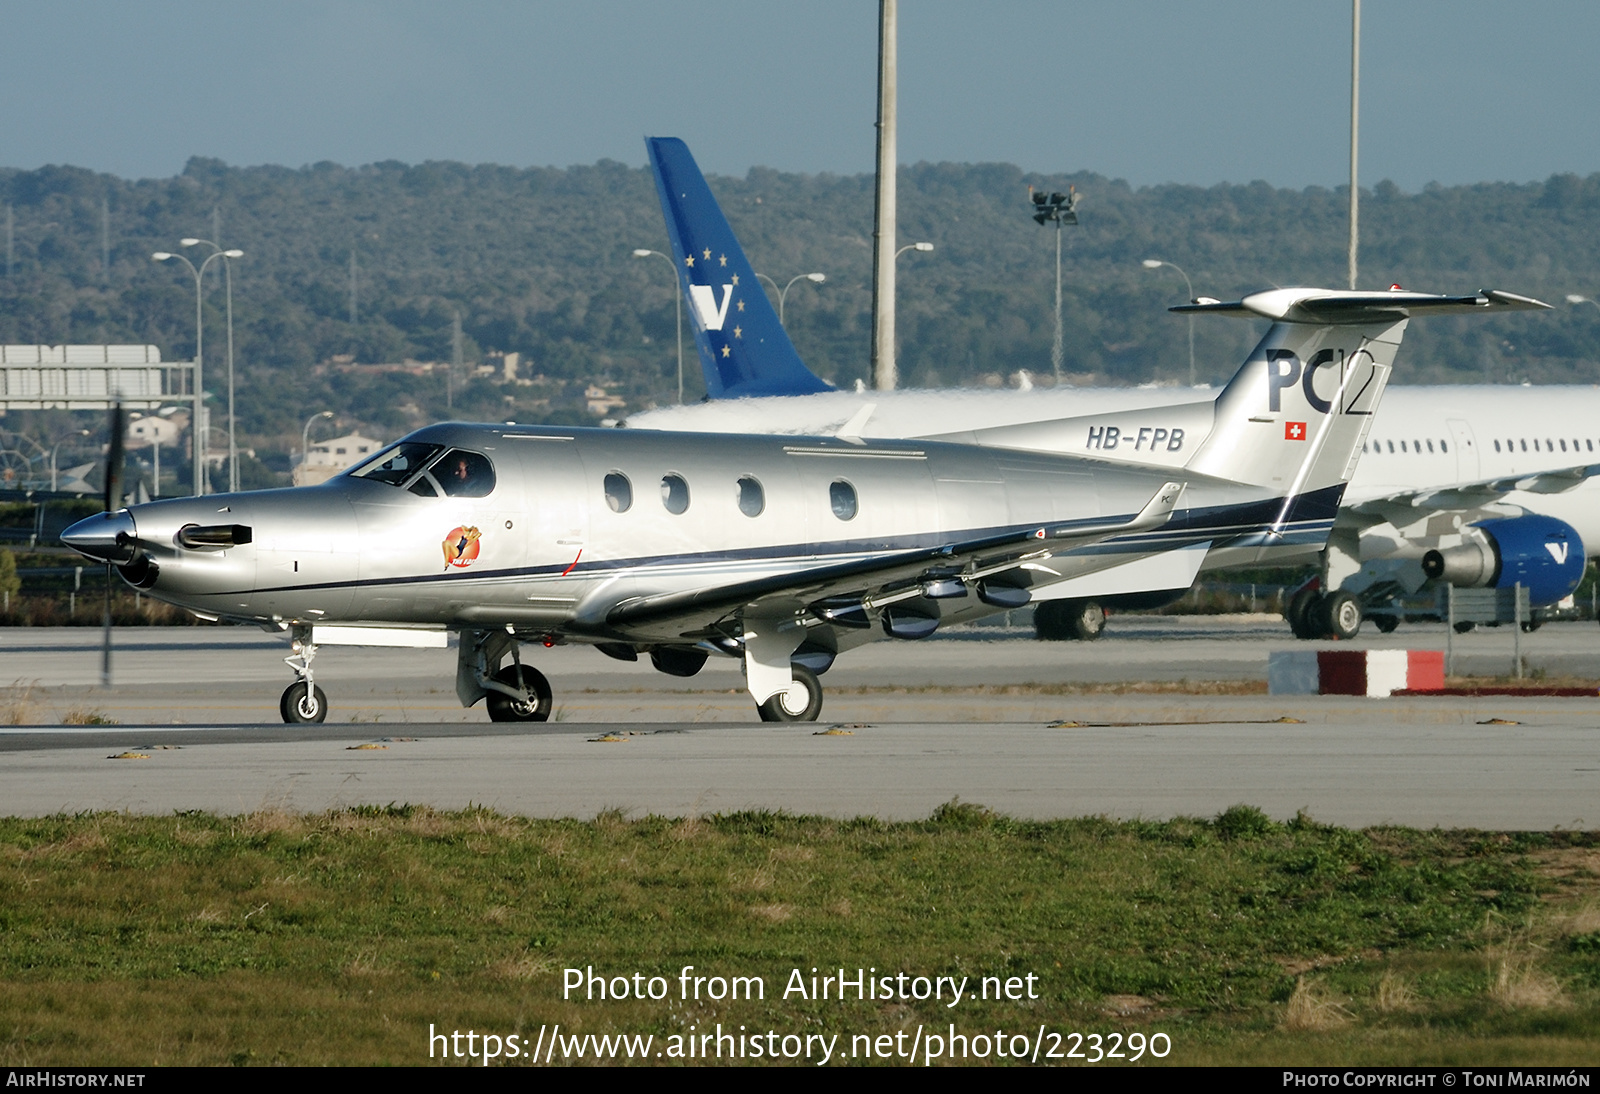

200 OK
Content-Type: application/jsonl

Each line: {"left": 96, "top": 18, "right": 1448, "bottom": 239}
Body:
{"left": 756, "top": 665, "right": 823, "bottom": 722}
{"left": 1285, "top": 588, "right": 1363, "bottom": 640}
{"left": 281, "top": 626, "right": 327, "bottom": 723}
{"left": 487, "top": 664, "right": 553, "bottom": 722}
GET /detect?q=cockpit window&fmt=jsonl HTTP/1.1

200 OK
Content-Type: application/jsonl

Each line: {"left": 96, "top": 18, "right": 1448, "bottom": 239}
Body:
{"left": 348, "top": 443, "right": 442, "bottom": 485}
{"left": 429, "top": 449, "right": 496, "bottom": 498}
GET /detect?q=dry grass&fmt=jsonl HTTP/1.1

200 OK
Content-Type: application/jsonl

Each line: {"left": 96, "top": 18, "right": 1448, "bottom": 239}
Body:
{"left": 1283, "top": 977, "right": 1352, "bottom": 1031}
{"left": 1488, "top": 948, "right": 1568, "bottom": 1009}
{"left": 747, "top": 903, "right": 793, "bottom": 922}
{"left": 1, "top": 681, "right": 37, "bottom": 725}
{"left": 1374, "top": 971, "right": 1417, "bottom": 1013}
{"left": 59, "top": 707, "right": 117, "bottom": 726}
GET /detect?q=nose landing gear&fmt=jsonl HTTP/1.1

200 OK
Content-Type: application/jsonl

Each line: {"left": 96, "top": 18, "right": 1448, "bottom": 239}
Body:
{"left": 281, "top": 626, "right": 327, "bottom": 723}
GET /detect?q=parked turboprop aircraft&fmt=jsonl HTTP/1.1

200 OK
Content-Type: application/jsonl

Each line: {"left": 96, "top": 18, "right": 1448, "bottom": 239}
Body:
{"left": 64, "top": 280, "right": 1537, "bottom": 724}
{"left": 630, "top": 137, "right": 1587, "bottom": 640}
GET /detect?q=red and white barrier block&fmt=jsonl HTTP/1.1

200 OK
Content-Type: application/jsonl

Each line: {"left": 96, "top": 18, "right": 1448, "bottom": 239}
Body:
{"left": 1268, "top": 650, "right": 1445, "bottom": 696}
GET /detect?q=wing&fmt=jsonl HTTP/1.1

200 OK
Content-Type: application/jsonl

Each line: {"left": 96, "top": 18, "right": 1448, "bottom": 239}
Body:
{"left": 1345, "top": 461, "right": 1600, "bottom": 523}
{"left": 597, "top": 481, "right": 1186, "bottom": 641}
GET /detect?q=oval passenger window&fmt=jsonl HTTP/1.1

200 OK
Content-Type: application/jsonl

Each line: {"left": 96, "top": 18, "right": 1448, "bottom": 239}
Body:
{"left": 737, "top": 476, "right": 764, "bottom": 517}
{"left": 661, "top": 473, "right": 690, "bottom": 515}
{"left": 829, "top": 480, "right": 857, "bottom": 521}
{"left": 604, "top": 472, "right": 632, "bottom": 513}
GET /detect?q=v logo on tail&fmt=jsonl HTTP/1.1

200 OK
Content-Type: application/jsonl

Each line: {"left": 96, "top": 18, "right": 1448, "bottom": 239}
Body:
{"left": 647, "top": 137, "right": 833, "bottom": 398}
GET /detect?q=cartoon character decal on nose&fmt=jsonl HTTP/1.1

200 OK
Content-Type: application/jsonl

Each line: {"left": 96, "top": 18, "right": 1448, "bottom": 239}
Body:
{"left": 443, "top": 526, "right": 482, "bottom": 569}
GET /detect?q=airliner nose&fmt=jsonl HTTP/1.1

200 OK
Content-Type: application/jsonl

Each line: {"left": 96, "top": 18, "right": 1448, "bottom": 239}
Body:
{"left": 61, "top": 509, "right": 138, "bottom": 563}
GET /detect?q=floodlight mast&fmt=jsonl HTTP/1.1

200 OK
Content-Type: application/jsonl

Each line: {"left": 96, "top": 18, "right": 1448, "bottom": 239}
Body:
{"left": 1028, "top": 187, "right": 1079, "bottom": 382}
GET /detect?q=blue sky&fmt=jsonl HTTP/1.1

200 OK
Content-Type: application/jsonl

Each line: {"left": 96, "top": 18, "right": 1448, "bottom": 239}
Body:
{"left": 4, "top": 1, "right": 1597, "bottom": 189}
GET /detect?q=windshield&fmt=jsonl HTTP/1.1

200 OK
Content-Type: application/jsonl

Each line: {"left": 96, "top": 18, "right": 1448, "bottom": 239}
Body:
{"left": 347, "top": 443, "right": 443, "bottom": 486}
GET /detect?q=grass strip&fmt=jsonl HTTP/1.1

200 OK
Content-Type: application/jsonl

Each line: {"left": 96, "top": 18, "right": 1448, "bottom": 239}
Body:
{"left": 1, "top": 804, "right": 1597, "bottom": 1066}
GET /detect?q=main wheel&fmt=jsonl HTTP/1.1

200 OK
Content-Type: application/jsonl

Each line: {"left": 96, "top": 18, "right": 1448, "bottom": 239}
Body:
{"left": 1373, "top": 614, "right": 1399, "bottom": 634}
{"left": 756, "top": 665, "right": 823, "bottom": 722}
{"left": 1318, "top": 590, "right": 1362, "bottom": 640}
{"left": 1286, "top": 588, "right": 1320, "bottom": 639}
{"left": 486, "top": 664, "right": 553, "bottom": 722}
{"left": 1064, "top": 600, "right": 1106, "bottom": 641}
{"left": 280, "top": 681, "right": 328, "bottom": 724}
{"left": 1033, "top": 599, "right": 1105, "bottom": 641}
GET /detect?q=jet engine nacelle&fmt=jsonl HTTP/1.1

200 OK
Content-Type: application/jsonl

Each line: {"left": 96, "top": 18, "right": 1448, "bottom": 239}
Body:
{"left": 1421, "top": 515, "right": 1585, "bottom": 606}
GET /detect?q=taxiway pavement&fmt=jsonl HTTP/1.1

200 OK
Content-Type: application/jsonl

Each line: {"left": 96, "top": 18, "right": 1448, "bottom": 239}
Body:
{"left": 1, "top": 616, "right": 1596, "bottom": 827}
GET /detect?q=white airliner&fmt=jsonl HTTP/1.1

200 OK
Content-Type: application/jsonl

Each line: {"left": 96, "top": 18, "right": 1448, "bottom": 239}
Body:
{"left": 630, "top": 137, "right": 1593, "bottom": 640}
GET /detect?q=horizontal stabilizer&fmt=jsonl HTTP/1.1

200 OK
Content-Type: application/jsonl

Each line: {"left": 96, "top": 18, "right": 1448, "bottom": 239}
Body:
{"left": 1174, "top": 288, "right": 1551, "bottom": 325}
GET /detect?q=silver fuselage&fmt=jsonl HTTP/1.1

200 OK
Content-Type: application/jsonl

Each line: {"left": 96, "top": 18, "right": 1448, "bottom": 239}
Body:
{"left": 111, "top": 421, "right": 1309, "bottom": 651}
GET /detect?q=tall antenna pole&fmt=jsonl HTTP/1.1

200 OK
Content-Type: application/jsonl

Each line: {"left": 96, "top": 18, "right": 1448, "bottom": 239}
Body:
{"left": 449, "top": 310, "right": 462, "bottom": 410}
{"left": 349, "top": 248, "right": 358, "bottom": 325}
{"left": 5, "top": 205, "right": 12, "bottom": 278}
{"left": 870, "top": 0, "right": 898, "bottom": 391}
{"left": 101, "top": 195, "right": 110, "bottom": 284}
{"left": 1348, "top": 0, "right": 1360, "bottom": 290}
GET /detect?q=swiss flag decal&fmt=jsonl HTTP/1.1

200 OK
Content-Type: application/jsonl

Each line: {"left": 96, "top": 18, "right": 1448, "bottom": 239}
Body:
{"left": 1285, "top": 421, "right": 1307, "bottom": 441}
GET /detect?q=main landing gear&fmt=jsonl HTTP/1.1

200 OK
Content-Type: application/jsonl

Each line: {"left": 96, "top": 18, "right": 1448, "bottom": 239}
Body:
{"left": 1285, "top": 587, "right": 1363, "bottom": 640}
{"left": 486, "top": 664, "right": 553, "bottom": 723}
{"left": 756, "top": 665, "right": 823, "bottom": 722}
{"left": 1033, "top": 599, "right": 1106, "bottom": 641}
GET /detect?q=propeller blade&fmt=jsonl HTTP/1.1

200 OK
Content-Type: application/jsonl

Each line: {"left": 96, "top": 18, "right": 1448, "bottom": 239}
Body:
{"left": 104, "top": 403, "right": 125, "bottom": 512}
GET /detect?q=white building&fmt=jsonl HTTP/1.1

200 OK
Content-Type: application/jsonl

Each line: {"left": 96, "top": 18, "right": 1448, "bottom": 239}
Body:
{"left": 294, "top": 432, "right": 383, "bottom": 487}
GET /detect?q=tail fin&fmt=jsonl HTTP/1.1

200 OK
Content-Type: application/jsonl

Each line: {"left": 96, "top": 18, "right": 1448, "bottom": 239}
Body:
{"left": 646, "top": 137, "right": 833, "bottom": 398}
{"left": 1185, "top": 289, "right": 1549, "bottom": 495}
{"left": 927, "top": 287, "right": 1549, "bottom": 529}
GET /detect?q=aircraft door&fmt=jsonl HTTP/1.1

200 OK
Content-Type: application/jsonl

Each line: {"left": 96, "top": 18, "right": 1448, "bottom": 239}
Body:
{"left": 1447, "top": 419, "right": 1480, "bottom": 481}
{"left": 509, "top": 437, "right": 589, "bottom": 572}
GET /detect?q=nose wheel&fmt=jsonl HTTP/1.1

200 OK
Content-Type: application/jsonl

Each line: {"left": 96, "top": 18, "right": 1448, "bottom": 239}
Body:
{"left": 280, "top": 625, "right": 328, "bottom": 723}
{"left": 280, "top": 681, "right": 328, "bottom": 723}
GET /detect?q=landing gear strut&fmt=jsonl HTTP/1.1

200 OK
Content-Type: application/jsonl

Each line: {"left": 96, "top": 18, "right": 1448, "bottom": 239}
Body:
{"left": 281, "top": 626, "right": 327, "bottom": 723}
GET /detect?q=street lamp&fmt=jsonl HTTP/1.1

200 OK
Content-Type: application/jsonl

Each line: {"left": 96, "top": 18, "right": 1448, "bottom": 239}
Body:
{"left": 1028, "top": 188, "right": 1078, "bottom": 382}
{"left": 895, "top": 241, "right": 934, "bottom": 260}
{"left": 633, "top": 249, "right": 684, "bottom": 405}
{"left": 182, "top": 238, "right": 245, "bottom": 491}
{"left": 50, "top": 429, "right": 91, "bottom": 492}
{"left": 152, "top": 243, "right": 241, "bottom": 494}
{"left": 754, "top": 271, "right": 826, "bottom": 325}
{"left": 300, "top": 411, "right": 334, "bottom": 486}
{"left": 1568, "top": 294, "right": 1600, "bottom": 311}
{"left": 1142, "top": 259, "right": 1197, "bottom": 386}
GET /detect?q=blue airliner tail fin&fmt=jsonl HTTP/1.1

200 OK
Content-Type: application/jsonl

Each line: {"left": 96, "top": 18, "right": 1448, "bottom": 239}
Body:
{"left": 646, "top": 137, "right": 833, "bottom": 398}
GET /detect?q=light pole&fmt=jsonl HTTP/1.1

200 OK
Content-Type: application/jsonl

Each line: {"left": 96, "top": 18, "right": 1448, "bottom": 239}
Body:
{"left": 180, "top": 238, "right": 244, "bottom": 490}
{"left": 1142, "top": 259, "right": 1197, "bottom": 385}
{"left": 152, "top": 243, "right": 240, "bottom": 494}
{"left": 1028, "top": 188, "right": 1078, "bottom": 382}
{"left": 754, "top": 272, "right": 826, "bottom": 325}
{"left": 633, "top": 249, "right": 684, "bottom": 405}
{"left": 301, "top": 411, "right": 334, "bottom": 486}
{"left": 50, "top": 429, "right": 90, "bottom": 492}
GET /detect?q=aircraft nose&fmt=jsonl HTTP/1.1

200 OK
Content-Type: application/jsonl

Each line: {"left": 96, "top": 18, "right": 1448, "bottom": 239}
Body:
{"left": 61, "top": 509, "right": 138, "bottom": 563}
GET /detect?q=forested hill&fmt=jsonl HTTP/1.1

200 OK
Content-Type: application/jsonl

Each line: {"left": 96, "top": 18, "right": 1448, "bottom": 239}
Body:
{"left": 2, "top": 156, "right": 1599, "bottom": 457}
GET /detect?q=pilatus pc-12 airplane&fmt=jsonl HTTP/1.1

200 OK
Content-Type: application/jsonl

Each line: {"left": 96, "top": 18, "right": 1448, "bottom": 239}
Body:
{"left": 631, "top": 138, "right": 1580, "bottom": 642}
{"left": 62, "top": 280, "right": 1542, "bottom": 724}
